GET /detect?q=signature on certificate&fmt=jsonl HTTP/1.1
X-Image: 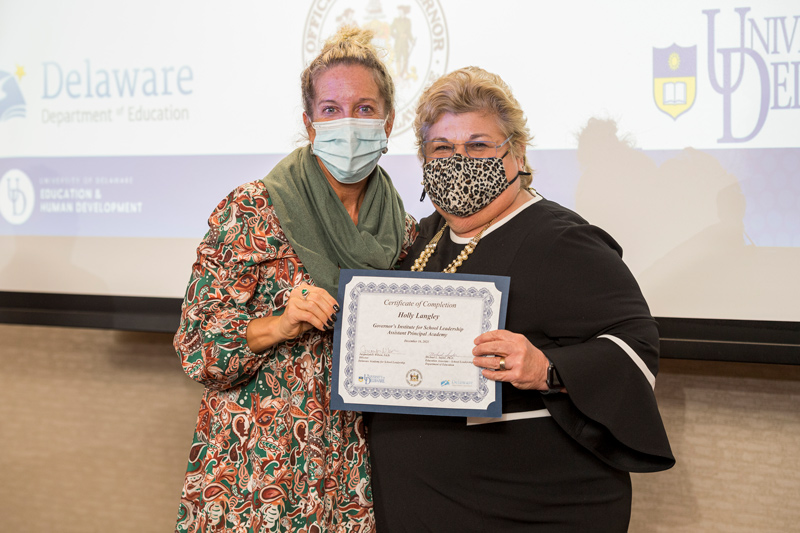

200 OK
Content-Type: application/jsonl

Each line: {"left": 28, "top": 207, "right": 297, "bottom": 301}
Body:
{"left": 427, "top": 350, "right": 456, "bottom": 358}
{"left": 424, "top": 350, "right": 471, "bottom": 367}
{"left": 359, "top": 347, "right": 400, "bottom": 358}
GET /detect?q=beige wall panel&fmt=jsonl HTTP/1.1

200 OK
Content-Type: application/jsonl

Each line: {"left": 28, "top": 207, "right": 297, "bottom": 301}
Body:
{"left": 630, "top": 359, "right": 800, "bottom": 533}
{"left": 0, "top": 324, "right": 202, "bottom": 533}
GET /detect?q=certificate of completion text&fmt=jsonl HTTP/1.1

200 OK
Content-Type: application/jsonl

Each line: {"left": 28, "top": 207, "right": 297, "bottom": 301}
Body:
{"left": 331, "top": 269, "right": 509, "bottom": 417}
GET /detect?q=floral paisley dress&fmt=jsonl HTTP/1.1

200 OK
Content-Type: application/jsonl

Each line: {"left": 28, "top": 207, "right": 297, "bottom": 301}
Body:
{"left": 174, "top": 180, "right": 417, "bottom": 533}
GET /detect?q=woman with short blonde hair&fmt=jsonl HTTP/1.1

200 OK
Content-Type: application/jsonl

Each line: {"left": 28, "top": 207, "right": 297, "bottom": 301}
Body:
{"left": 414, "top": 66, "right": 534, "bottom": 186}
{"left": 367, "top": 67, "right": 673, "bottom": 531}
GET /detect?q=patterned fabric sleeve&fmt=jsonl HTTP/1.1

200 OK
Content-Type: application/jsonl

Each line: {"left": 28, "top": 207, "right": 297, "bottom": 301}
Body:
{"left": 399, "top": 212, "right": 419, "bottom": 263}
{"left": 174, "top": 181, "right": 290, "bottom": 391}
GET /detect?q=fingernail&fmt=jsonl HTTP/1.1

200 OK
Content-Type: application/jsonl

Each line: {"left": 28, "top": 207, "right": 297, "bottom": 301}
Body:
{"left": 330, "top": 313, "right": 338, "bottom": 322}
{"left": 327, "top": 318, "right": 334, "bottom": 327}
{"left": 333, "top": 304, "right": 340, "bottom": 312}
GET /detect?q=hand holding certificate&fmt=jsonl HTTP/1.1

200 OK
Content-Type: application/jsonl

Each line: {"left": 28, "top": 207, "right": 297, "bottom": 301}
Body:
{"left": 331, "top": 269, "right": 509, "bottom": 417}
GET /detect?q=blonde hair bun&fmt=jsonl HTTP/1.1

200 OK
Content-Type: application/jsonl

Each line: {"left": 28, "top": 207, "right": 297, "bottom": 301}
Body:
{"left": 301, "top": 25, "right": 395, "bottom": 121}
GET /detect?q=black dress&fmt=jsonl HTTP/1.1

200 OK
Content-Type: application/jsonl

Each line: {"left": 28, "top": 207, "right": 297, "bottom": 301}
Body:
{"left": 366, "top": 196, "right": 674, "bottom": 532}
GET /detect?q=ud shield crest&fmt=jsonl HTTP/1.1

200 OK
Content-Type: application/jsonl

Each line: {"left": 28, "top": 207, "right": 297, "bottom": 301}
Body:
{"left": 653, "top": 44, "right": 696, "bottom": 119}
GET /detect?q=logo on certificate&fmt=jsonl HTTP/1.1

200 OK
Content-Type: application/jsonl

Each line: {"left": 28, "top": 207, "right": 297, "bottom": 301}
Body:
{"left": 303, "top": 0, "right": 450, "bottom": 135}
{"left": 359, "top": 374, "right": 386, "bottom": 385}
{"left": 653, "top": 44, "right": 697, "bottom": 120}
{"left": 406, "top": 369, "right": 422, "bottom": 387}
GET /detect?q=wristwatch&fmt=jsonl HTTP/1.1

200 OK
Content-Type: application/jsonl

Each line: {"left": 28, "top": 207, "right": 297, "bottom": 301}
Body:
{"left": 544, "top": 359, "right": 563, "bottom": 393}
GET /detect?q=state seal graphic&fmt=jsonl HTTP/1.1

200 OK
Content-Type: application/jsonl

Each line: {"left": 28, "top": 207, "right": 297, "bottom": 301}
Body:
{"left": 405, "top": 368, "right": 422, "bottom": 387}
{"left": 303, "top": 0, "right": 449, "bottom": 135}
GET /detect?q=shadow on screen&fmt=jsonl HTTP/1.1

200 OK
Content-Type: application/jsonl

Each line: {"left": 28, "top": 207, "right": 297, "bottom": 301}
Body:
{"left": 573, "top": 117, "right": 791, "bottom": 319}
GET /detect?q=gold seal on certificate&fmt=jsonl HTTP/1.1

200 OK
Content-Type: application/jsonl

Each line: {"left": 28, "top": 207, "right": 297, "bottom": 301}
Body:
{"left": 331, "top": 269, "right": 509, "bottom": 417}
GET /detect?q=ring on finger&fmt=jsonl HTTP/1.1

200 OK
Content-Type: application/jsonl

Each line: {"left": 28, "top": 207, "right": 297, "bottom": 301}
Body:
{"left": 498, "top": 357, "right": 506, "bottom": 371}
{"left": 301, "top": 288, "right": 309, "bottom": 300}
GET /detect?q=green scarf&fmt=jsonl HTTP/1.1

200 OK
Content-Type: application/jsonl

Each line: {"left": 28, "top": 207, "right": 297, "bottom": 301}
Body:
{"left": 262, "top": 145, "right": 406, "bottom": 297}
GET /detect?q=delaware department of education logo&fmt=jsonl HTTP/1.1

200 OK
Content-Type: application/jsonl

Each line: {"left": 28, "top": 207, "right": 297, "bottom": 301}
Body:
{"left": 303, "top": 0, "right": 449, "bottom": 135}
{"left": 653, "top": 44, "right": 697, "bottom": 120}
{"left": 0, "top": 68, "right": 27, "bottom": 122}
{"left": 0, "top": 169, "right": 35, "bottom": 225}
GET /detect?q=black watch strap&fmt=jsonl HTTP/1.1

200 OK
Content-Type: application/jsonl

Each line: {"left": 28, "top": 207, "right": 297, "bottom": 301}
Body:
{"left": 544, "top": 360, "right": 563, "bottom": 393}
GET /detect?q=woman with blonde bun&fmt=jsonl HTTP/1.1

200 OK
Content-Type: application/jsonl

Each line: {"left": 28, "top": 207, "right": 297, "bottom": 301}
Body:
{"left": 174, "top": 26, "right": 416, "bottom": 533}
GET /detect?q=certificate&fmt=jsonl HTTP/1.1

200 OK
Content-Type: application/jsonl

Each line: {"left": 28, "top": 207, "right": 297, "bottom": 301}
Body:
{"left": 331, "top": 269, "right": 509, "bottom": 417}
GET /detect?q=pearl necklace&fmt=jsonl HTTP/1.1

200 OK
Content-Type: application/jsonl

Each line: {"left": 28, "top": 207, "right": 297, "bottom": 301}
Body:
{"left": 411, "top": 217, "right": 497, "bottom": 273}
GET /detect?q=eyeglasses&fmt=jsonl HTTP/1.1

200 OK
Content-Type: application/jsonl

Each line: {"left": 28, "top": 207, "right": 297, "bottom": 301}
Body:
{"left": 422, "top": 135, "right": 513, "bottom": 160}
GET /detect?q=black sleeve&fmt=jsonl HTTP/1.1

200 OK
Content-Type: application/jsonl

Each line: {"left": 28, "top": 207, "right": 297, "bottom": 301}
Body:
{"left": 529, "top": 222, "right": 675, "bottom": 472}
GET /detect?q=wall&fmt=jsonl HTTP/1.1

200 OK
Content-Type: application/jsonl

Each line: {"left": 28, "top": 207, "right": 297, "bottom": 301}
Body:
{"left": 0, "top": 324, "right": 201, "bottom": 532}
{"left": 1, "top": 323, "right": 798, "bottom": 532}
{"left": 629, "top": 357, "right": 800, "bottom": 532}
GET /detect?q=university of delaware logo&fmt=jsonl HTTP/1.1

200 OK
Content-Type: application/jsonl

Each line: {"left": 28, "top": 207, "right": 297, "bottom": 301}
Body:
{"left": 303, "top": 0, "right": 449, "bottom": 135}
{"left": 653, "top": 44, "right": 697, "bottom": 120}
{"left": 0, "top": 67, "right": 27, "bottom": 122}
{"left": 0, "top": 169, "right": 35, "bottom": 225}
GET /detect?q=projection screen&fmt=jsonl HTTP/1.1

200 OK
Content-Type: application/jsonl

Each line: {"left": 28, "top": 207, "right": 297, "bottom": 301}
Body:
{"left": 1, "top": 1, "right": 798, "bottom": 360}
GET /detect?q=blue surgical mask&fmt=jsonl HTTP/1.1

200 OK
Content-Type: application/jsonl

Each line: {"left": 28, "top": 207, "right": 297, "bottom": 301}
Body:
{"left": 311, "top": 117, "right": 389, "bottom": 184}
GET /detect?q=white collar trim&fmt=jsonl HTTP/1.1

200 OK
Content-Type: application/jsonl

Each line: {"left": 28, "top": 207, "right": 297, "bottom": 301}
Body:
{"left": 449, "top": 191, "right": 543, "bottom": 244}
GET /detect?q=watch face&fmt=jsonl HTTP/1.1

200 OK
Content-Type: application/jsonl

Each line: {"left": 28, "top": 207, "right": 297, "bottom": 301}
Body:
{"left": 547, "top": 362, "right": 562, "bottom": 390}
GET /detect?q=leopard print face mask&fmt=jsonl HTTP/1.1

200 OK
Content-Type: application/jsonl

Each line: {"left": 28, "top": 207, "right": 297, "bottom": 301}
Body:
{"left": 422, "top": 153, "right": 518, "bottom": 217}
